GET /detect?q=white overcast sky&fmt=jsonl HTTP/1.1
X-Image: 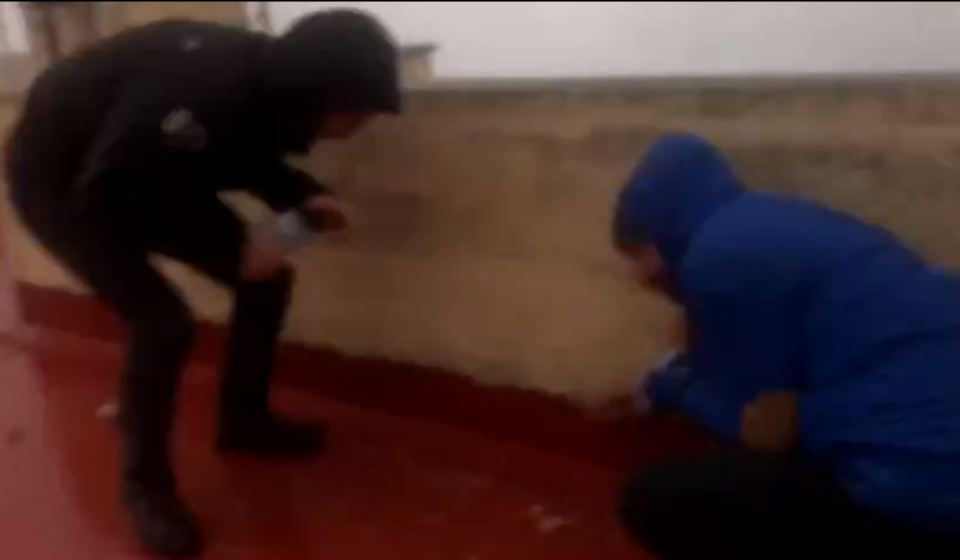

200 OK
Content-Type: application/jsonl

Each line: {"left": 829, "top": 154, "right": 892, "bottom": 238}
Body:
{"left": 272, "top": 2, "right": 960, "bottom": 78}
{"left": 6, "top": 2, "right": 960, "bottom": 78}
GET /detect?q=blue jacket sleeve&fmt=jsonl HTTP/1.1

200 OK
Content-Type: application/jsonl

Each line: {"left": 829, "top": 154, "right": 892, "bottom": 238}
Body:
{"left": 640, "top": 351, "right": 690, "bottom": 409}
{"left": 676, "top": 377, "right": 746, "bottom": 443}
{"left": 640, "top": 353, "right": 746, "bottom": 443}
{"left": 645, "top": 365, "right": 690, "bottom": 410}
{"left": 676, "top": 247, "right": 807, "bottom": 444}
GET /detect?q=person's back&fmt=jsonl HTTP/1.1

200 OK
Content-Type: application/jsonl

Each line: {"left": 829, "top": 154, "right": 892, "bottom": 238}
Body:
{"left": 614, "top": 133, "right": 960, "bottom": 557}
{"left": 690, "top": 187, "right": 960, "bottom": 536}
{"left": 9, "top": 20, "right": 269, "bottom": 213}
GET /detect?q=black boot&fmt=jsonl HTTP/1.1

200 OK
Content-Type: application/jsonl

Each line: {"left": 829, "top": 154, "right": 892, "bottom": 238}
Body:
{"left": 117, "top": 304, "right": 201, "bottom": 557}
{"left": 217, "top": 270, "right": 325, "bottom": 457}
{"left": 217, "top": 413, "right": 326, "bottom": 457}
{"left": 123, "top": 481, "right": 202, "bottom": 558}
{"left": 117, "top": 304, "right": 199, "bottom": 556}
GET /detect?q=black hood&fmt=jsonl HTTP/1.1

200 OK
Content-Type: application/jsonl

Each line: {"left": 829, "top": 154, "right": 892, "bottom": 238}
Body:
{"left": 256, "top": 9, "right": 400, "bottom": 151}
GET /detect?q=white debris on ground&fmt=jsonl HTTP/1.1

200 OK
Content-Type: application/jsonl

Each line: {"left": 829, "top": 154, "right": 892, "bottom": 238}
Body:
{"left": 96, "top": 399, "right": 119, "bottom": 421}
{"left": 528, "top": 504, "right": 576, "bottom": 533}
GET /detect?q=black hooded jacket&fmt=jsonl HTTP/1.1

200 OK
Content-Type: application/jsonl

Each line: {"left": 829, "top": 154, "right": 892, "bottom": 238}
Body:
{"left": 7, "top": 11, "right": 399, "bottom": 216}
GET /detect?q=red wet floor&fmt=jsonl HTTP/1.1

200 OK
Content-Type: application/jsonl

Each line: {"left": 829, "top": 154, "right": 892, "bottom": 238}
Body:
{"left": 0, "top": 329, "right": 650, "bottom": 559}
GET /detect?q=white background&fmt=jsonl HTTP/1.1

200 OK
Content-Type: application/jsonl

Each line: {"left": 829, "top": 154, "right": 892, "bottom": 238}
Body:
{"left": 5, "top": 2, "right": 960, "bottom": 78}
{"left": 0, "top": 2, "right": 28, "bottom": 52}
{"left": 272, "top": 2, "right": 960, "bottom": 78}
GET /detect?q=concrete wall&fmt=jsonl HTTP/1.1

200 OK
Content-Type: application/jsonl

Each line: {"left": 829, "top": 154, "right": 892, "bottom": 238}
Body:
{"left": 5, "top": 80, "right": 960, "bottom": 403}
{"left": 19, "top": 3, "right": 102, "bottom": 62}
{"left": 98, "top": 2, "right": 247, "bottom": 33}
{"left": 0, "top": 54, "right": 36, "bottom": 97}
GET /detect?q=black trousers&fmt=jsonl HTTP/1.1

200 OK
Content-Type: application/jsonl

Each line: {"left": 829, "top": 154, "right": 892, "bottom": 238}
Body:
{"left": 620, "top": 452, "right": 958, "bottom": 560}
{"left": 12, "top": 185, "right": 292, "bottom": 488}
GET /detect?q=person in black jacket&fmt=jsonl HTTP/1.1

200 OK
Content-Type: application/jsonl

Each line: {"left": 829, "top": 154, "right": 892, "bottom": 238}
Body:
{"left": 5, "top": 10, "right": 399, "bottom": 557}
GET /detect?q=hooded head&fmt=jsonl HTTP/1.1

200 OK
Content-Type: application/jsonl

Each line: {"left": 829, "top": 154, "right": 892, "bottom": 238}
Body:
{"left": 613, "top": 133, "right": 742, "bottom": 295}
{"left": 257, "top": 9, "right": 400, "bottom": 152}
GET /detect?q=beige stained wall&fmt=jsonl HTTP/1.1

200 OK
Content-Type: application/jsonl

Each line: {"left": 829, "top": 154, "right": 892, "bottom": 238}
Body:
{"left": 98, "top": 2, "right": 247, "bottom": 33}
{"left": 0, "top": 55, "right": 36, "bottom": 97}
{"left": 5, "top": 83, "right": 960, "bottom": 403}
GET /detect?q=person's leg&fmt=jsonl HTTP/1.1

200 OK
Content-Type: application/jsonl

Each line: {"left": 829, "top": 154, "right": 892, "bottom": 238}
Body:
{"left": 114, "top": 271, "right": 199, "bottom": 557}
{"left": 620, "top": 451, "right": 960, "bottom": 560}
{"left": 619, "top": 452, "right": 849, "bottom": 560}
{"left": 839, "top": 498, "right": 960, "bottom": 559}
{"left": 216, "top": 267, "right": 325, "bottom": 455}
{"left": 12, "top": 200, "right": 201, "bottom": 556}
{"left": 143, "top": 197, "right": 324, "bottom": 456}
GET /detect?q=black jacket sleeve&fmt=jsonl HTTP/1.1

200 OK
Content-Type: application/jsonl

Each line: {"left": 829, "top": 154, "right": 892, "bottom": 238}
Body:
{"left": 232, "top": 159, "right": 329, "bottom": 212}
{"left": 71, "top": 97, "right": 330, "bottom": 214}
{"left": 50, "top": 21, "right": 331, "bottom": 215}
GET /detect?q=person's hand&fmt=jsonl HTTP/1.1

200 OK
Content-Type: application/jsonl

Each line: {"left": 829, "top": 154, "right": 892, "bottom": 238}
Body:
{"left": 741, "top": 391, "right": 799, "bottom": 452}
{"left": 587, "top": 394, "right": 638, "bottom": 421}
{"left": 240, "top": 232, "right": 289, "bottom": 282}
{"left": 639, "top": 350, "right": 692, "bottom": 414}
{"left": 301, "top": 194, "right": 353, "bottom": 235}
{"left": 589, "top": 352, "right": 688, "bottom": 421}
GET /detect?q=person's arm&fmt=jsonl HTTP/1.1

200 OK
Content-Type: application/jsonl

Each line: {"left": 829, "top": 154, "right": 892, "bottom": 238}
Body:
{"left": 630, "top": 349, "right": 747, "bottom": 442}
{"left": 672, "top": 376, "right": 747, "bottom": 443}
{"left": 640, "top": 351, "right": 691, "bottom": 411}
{"left": 236, "top": 159, "right": 330, "bottom": 212}
{"left": 76, "top": 86, "right": 329, "bottom": 215}
{"left": 668, "top": 251, "right": 806, "bottom": 445}
{"left": 232, "top": 157, "right": 354, "bottom": 281}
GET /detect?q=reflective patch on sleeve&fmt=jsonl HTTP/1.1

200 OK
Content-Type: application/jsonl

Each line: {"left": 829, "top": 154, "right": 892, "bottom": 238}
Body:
{"left": 161, "top": 108, "right": 208, "bottom": 151}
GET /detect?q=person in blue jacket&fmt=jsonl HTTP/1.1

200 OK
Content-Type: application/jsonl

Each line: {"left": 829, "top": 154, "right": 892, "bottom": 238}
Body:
{"left": 613, "top": 133, "right": 960, "bottom": 559}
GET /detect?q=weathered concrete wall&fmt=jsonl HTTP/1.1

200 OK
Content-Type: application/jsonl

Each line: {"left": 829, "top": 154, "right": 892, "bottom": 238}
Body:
{"left": 98, "top": 2, "right": 247, "bottom": 34}
{"left": 0, "top": 54, "right": 37, "bottom": 97}
{"left": 5, "top": 80, "right": 960, "bottom": 403}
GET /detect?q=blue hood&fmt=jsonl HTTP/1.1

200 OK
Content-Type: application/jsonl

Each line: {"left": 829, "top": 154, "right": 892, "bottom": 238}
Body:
{"left": 614, "top": 133, "right": 743, "bottom": 269}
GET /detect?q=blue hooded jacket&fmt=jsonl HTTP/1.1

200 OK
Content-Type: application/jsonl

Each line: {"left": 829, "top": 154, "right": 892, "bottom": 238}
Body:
{"left": 616, "top": 133, "right": 960, "bottom": 537}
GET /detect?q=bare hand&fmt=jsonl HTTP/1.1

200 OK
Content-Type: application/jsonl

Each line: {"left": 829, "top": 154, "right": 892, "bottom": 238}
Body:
{"left": 301, "top": 194, "right": 353, "bottom": 234}
{"left": 240, "top": 234, "right": 289, "bottom": 282}
{"left": 741, "top": 391, "right": 799, "bottom": 452}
